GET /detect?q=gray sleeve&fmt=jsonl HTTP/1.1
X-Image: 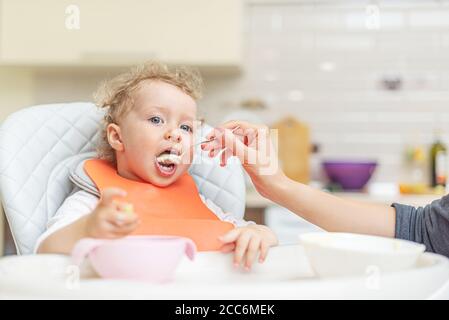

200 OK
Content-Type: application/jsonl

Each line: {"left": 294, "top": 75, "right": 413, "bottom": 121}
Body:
{"left": 392, "top": 194, "right": 449, "bottom": 257}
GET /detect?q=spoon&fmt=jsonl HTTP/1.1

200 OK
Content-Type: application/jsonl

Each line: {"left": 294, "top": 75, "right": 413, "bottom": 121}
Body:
{"left": 194, "top": 125, "right": 240, "bottom": 147}
{"left": 180, "top": 126, "right": 240, "bottom": 157}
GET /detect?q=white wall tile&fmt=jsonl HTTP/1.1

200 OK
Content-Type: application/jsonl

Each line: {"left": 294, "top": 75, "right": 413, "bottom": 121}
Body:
{"left": 203, "top": 1, "right": 449, "bottom": 183}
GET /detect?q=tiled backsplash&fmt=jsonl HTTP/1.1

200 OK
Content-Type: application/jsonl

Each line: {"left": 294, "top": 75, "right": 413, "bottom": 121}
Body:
{"left": 200, "top": 0, "right": 449, "bottom": 183}
{"left": 24, "top": 0, "right": 449, "bottom": 184}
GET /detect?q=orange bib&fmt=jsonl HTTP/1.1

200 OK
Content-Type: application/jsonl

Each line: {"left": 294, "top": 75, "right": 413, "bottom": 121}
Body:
{"left": 84, "top": 159, "right": 234, "bottom": 251}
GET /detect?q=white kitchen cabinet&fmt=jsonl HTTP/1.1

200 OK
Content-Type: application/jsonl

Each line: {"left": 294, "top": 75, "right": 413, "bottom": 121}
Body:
{"left": 0, "top": 0, "right": 242, "bottom": 68}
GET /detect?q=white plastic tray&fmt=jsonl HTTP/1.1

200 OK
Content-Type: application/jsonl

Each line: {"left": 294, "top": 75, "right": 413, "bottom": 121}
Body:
{"left": 1, "top": 245, "right": 448, "bottom": 299}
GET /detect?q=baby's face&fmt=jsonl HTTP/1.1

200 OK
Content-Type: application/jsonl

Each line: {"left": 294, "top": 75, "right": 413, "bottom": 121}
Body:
{"left": 112, "top": 80, "right": 197, "bottom": 187}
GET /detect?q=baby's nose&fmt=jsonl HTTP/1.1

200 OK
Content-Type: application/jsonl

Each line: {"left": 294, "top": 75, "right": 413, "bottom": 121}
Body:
{"left": 165, "top": 129, "right": 182, "bottom": 143}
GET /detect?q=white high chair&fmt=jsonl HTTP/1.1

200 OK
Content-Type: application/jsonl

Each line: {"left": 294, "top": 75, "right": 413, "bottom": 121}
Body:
{"left": 0, "top": 102, "right": 246, "bottom": 254}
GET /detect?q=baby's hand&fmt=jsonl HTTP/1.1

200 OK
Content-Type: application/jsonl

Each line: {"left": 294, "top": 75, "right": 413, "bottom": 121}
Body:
{"left": 86, "top": 188, "right": 140, "bottom": 239}
{"left": 219, "top": 224, "right": 278, "bottom": 271}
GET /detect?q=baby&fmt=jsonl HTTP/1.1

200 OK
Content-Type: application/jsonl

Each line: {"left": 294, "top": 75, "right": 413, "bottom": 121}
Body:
{"left": 36, "top": 62, "right": 278, "bottom": 270}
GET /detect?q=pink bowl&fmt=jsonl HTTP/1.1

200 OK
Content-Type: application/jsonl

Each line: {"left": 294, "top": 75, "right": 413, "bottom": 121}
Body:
{"left": 72, "top": 236, "right": 196, "bottom": 283}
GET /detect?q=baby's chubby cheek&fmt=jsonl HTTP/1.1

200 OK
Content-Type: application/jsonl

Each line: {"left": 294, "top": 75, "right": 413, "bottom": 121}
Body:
{"left": 186, "top": 146, "right": 195, "bottom": 163}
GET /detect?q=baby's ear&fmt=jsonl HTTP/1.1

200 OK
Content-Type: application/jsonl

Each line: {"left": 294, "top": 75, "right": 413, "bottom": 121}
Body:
{"left": 107, "top": 123, "right": 124, "bottom": 152}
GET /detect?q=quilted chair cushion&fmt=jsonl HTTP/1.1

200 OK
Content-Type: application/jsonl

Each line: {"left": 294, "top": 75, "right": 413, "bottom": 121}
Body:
{"left": 189, "top": 144, "right": 246, "bottom": 220}
{"left": 0, "top": 102, "right": 245, "bottom": 254}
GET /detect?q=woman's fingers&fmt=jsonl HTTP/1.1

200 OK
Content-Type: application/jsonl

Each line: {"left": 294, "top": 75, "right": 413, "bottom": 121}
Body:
{"left": 203, "top": 136, "right": 243, "bottom": 167}
{"left": 205, "top": 127, "right": 224, "bottom": 143}
{"left": 208, "top": 147, "right": 221, "bottom": 158}
{"left": 222, "top": 120, "right": 258, "bottom": 131}
{"left": 204, "top": 129, "right": 255, "bottom": 162}
{"left": 204, "top": 121, "right": 271, "bottom": 157}
{"left": 201, "top": 139, "right": 219, "bottom": 153}
{"left": 204, "top": 126, "right": 245, "bottom": 150}
{"left": 220, "top": 149, "right": 234, "bottom": 167}
{"left": 202, "top": 123, "right": 263, "bottom": 166}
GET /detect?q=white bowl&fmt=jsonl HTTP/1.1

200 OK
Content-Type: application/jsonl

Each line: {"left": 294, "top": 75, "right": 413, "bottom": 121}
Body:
{"left": 299, "top": 232, "right": 425, "bottom": 278}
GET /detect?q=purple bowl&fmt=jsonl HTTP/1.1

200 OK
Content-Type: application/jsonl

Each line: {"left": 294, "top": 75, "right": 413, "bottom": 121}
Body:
{"left": 322, "top": 160, "right": 378, "bottom": 191}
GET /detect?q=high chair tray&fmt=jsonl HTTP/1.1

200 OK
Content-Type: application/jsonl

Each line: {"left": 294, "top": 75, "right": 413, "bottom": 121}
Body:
{"left": 0, "top": 244, "right": 448, "bottom": 299}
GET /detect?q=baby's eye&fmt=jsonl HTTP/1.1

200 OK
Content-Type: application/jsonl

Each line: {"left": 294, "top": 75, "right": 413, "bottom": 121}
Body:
{"left": 149, "top": 116, "right": 163, "bottom": 125}
{"left": 180, "top": 124, "right": 193, "bottom": 133}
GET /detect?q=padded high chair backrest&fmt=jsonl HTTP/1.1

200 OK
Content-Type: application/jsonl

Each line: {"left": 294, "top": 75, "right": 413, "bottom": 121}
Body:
{"left": 0, "top": 102, "right": 246, "bottom": 254}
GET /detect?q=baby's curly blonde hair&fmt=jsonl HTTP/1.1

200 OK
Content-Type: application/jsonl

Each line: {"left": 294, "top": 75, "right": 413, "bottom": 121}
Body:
{"left": 94, "top": 61, "right": 204, "bottom": 165}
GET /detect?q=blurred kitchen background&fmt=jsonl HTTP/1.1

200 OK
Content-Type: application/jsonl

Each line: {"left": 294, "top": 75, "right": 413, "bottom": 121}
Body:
{"left": 2, "top": 0, "right": 449, "bottom": 252}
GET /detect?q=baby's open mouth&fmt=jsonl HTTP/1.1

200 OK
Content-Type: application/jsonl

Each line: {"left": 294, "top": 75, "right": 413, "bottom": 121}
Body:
{"left": 155, "top": 148, "right": 182, "bottom": 176}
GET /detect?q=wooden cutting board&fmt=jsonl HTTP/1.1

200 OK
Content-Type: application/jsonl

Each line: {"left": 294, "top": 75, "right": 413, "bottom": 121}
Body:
{"left": 272, "top": 116, "right": 310, "bottom": 183}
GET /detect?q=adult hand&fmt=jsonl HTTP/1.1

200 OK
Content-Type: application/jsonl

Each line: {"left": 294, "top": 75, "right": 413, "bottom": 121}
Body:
{"left": 201, "top": 120, "right": 286, "bottom": 199}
